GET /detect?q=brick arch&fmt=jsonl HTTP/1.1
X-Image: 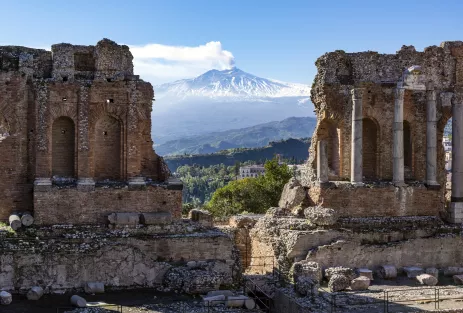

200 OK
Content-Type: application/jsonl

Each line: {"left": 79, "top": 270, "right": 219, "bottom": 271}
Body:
{"left": 362, "top": 117, "right": 380, "bottom": 180}
{"left": 52, "top": 116, "right": 75, "bottom": 177}
{"left": 94, "top": 115, "right": 122, "bottom": 180}
{"left": 317, "top": 119, "right": 342, "bottom": 179}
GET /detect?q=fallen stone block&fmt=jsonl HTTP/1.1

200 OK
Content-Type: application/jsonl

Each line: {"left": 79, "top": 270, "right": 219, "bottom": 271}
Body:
{"left": 188, "top": 209, "right": 213, "bottom": 227}
{"left": 203, "top": 295, "right": 225, "bottom": 306}
{"left": 403, "top": 266, "right": 424, "bottom": 278}
{"left": 378, "top": 265, "right": 397, "bottom": 279}
{"left": 325, "top": 267, "right": 355, "bottom": 281}
{"left": 27, "top": 286, "right": 44, "bottom": 300}
{"left": 328, "top": 274, "right": 350, "bottom": 292}
{"left": 206, "top": 290, "right": 234, "bottom": 297}
{"left": 70, "top": 295, "right": 87, "bottom": 308}
{"left": 9, "top": 214, "right": 21, "bottom": 231}
{"left": 186, "top": 261, "right": 197, "bottom": 269}
{"left": 304, "top": 206, "right": 338, "bottom": 226}
{"left": 357, "top": 268, "right": 373, "bottom": 280}
{"left": 425, "top": 267, "right": 439, "bottom": 278}
{"left": 454, "top": 275, "right": 463, "bottom": 285}
{"left": 350, "top": 277, "right": 370, "bottom": 290}
{"left": 0, "top": 291, "right": 12, "bottom": 305}
{"left": 226, "top": 295, "right": 248, "bottom": 308}
{"left": 21, "top": 212, "right": 34, "bottom": 227}
{"left": 107, "top": 213, "right": 140, "bottom": 225}
{"left": 278, "top": 178, "right": 308, "bottom": 211}
{"left": 292, "top": 261, "right": 322, "bottom": 282}
{"left": 417, "top": 274, "right": 438, "bottom": 286}
{"left": 84, "top": 282, "right": 105, "bottom": 294}
{"left": 140, "top": 212, "right": 172, "bottom": 225}
{"left": 444, "top": 267, "right": 463, "bottom": 276}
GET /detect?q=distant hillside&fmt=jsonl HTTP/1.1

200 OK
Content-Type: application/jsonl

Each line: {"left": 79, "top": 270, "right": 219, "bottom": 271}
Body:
{"left": 156, "top": 116, "right": 316, "bottom": 156}
{"left": 164, "top": 138, "right": 310, "bottom": 172}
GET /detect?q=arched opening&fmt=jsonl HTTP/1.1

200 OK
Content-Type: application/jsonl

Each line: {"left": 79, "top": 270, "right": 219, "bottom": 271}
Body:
{"left": 52, "top": 117, "right": 75, "bottom": 177}
{"left": 362, "top": 118, "right": 378, "bottom": 180}
{"left": 94, "top": 115, "right": 121, "bottom": 180}
{"left": 404, "top": 120, "right": 413, "bottom": 179}
{"left": 317, "top": 120, "right": 341, "bottom": 179}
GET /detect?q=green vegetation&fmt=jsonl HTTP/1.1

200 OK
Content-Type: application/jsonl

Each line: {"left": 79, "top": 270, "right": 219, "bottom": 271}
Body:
{"left": 165, "top": 137, "right": 310, "bottom": 172}
{"left": 204, "top": 158, "right": 292, "bottom": 217}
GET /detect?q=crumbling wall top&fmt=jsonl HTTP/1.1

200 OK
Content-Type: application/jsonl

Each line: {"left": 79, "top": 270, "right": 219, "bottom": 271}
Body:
{"left": 0, "top": 46, "right": 52, "bottom": 78}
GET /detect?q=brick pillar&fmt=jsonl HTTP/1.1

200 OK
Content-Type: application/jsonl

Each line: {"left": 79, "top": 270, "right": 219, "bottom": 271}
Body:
{"left": 450, "top": 96, "right": 463, "bottom": 223}
{"left": 76, "top": 85, "right": 94, "bottom": 191}
{"left": 426, "top": 89, "right": 439, "bottom": 187}
{"left": 351, "top": 88, "right": 364, "bottom": 185}
{"left": 393, "top": 86, "right": 406, "bottom": 186}
{"left": 34, "top": 84, "right": 51, "bottom": 191}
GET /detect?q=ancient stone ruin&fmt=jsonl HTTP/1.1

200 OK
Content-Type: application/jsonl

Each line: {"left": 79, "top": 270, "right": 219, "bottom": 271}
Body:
{"left": 0, "top": 39, "right": 239, "bottom": 300}
{"left": 235, "top": 41, "right": 463, "bottom": 311}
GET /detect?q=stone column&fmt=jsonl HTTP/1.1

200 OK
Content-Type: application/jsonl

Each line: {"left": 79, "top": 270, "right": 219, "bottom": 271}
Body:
{"left": 450, "top": 99, "right": 463, "bottom": 222}
{"left": 317, "top": 140, "right": 328, "bottom": 183}
{"left": 393, "top": 86, "right": 405, "bottom": 186}
{"left": 426, "top": 89, "right": 439, "bottom": 186}
{"left": 350, "top": 88, "right": 364, "bottom": 185}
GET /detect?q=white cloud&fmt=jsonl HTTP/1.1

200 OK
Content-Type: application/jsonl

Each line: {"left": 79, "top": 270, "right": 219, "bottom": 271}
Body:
{"left": 129, "top": 41, "right": 235, "bottom": 85}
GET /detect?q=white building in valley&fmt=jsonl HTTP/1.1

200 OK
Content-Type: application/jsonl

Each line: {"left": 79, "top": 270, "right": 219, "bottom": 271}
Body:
{"left": 239, "top": 165, "right": 265, "bottom": 179}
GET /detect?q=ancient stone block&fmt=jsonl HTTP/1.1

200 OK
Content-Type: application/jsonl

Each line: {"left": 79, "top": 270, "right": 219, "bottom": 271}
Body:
{"left": 304, "top": 206, "right": 338, "bottom": 226}
{"left": 84, "top": 282, "right": 104, "bottom": 294}
{"left": 203, "top": 295, "right": 225, "bottom": 306}
{"left": 425, "top": 267, "right": 439, "bottom": 278}
{"left": 417, "top": 274, "right": 438, "bottom": 286}
{"left": 278, "top": 178, "right": 308, "bottom": 211}
{"left": 357, "top": 268, "right": 373, "bottom": 280}
{"left": 325, "top": 267, "right": 355, "bottom": 281}
{"left": 140, "top": 212, "right": 172, "bottom": 225}
{"left": 292, "top": 261, "right": 323, "bottom": 282}
{"left": 378, "top": 265, "right": 397, "bottom": 279}
{"left": 403, "top": 266, "right": 424, "bottom": 278}
{"left": 107, "top": 213, "right": 140, "bottom": 226}
{"left": 0, "top": 291, "right": 12, "bottom": 305}
{"left": 70, "top": 295, "right": 87, "bottom": 307}
{"left": 27, "top": 287, "right": 44, "bottom": 300}
{"left": 188, "top": 209, "right": 213, "bottom": 227}
{"left": 444, "top": 267, "right": 463, "bottom": 276}
{"left": 350, "top": 277, "right": 370, "bottom": 290}
{"left": 295, "top": 276, "right": 318, "bottom": 296}
{"left": 328, "top": 274, "right": 350, "bottom": 292}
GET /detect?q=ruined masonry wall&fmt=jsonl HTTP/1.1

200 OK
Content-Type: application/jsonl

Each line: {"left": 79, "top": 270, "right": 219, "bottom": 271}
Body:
{"left": 0, "top": 235, "right": 235, "bottom": 291}
{"left": 308, "top": 184, "right": 442, "bottom": 217}
{"left": 34, "top": 186, "right": 182, "bottom": 225}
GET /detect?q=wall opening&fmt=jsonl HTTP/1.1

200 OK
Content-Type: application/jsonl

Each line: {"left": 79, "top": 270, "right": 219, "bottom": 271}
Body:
{"left": 95, "top": 115, "right": 121, "bottom": 180}
{"left": 52, "top": 117, "right": 75, "bottom": 177}
{"left": 404, "top": 120, "right": 413, "bottom": 178}
{"left": 74, "top": 52, "right": 95, "bottom": 72}
{"left": 317, "top": 120, "right": 341, "bottom": 179}
{"left": 362, "top": 118, "right": 378, "bottom": 180}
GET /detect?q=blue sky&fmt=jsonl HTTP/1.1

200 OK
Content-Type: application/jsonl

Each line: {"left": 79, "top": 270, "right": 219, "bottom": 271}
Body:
{"left": 0, "top": 0, "right": 462, "bottom": 85}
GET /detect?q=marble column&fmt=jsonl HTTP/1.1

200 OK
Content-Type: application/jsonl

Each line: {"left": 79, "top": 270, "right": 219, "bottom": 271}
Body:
{"left": 450, "top": 100, "right": 463, "bottom": 223}
{"left": 350, "top": 88, "right": 364, "bottom": 185}
{"left": 426, "top": 89, "right": 439, "bottom": 186}
{"left": 393, "top": 86, "right": 405, "bottom": 185}
{"left": 317, "top": 140, "right": 328, "bottom": 183}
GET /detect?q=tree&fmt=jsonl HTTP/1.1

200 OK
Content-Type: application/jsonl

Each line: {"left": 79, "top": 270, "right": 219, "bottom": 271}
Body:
{"left": 206, "top": 158, "right": 292, "bottom": 217}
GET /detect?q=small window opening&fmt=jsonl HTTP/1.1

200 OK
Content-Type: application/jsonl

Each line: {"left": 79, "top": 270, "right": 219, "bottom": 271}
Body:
{"left": 62, "top": 76, "right": 68, "bottom": 82}
{"left": 62, "top": 97, "right": 67, "bottom": 102}
{"left": 106, "top": 78, "right": 112, "bottom": 82}
{"left": 61, "top": 129, "right": 66, "bottom": 134}
{"left": 103, "top": 131, "right": 108, "bottom": 136}
{"left": 106, "top": 99, "right": 114, "bottom": 104}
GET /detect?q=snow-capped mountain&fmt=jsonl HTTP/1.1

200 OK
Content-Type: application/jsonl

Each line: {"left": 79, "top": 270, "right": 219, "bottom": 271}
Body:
{"left": 151, "top": 67, "right": 314, "bottom": 146}
{"left": 155, "top": 67, "right": 311, "bottom": 99}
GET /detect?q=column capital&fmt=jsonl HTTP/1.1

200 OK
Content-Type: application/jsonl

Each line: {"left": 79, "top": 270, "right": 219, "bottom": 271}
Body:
{"left": 426, "top": 89, "right": 436, "bottom": 101}
{"left": 440, "top": 92, "right": 454, "bottom": 108}
{"left": 394, "top": 87, "right": 405, "bottom": 99}
{"left": 350, "top": 88, "right": 365, "bottom": 100}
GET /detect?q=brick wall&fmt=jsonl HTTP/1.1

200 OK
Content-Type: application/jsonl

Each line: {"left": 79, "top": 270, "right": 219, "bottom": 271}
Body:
{"left": 34, "top": 185, "right": 182, "bottom": 225}
{"left": 308, "top": 183, "right": 442, "bottom": 217}
{"left": 94, "top": 115, "right": 121, "bottom": 180}
{"left": 51, "top": 116, "right": 75, "bottom": 177}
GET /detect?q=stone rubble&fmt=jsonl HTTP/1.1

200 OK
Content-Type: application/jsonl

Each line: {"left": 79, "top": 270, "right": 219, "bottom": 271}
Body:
{"left": 303, "top": 206, "right": 339, "bottom": 226}
{"left": 416, "top": 273, "right": 438, "bottom": 286}
{"left": 350, "top": 276, "right": 370, "bottom": 290}
{"left": 328, "top": 274, "right": 350, "bottom": 292}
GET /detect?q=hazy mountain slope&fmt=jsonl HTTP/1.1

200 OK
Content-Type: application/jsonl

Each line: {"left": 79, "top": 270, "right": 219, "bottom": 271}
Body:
{"left": 155, "top": 116, "right": 317, "bottom": 156}
{"left": 164, "top": 138, "right": 311, "bottom": 172}
{"left": 151, "top": 67, "right": 313, "bottom": 144}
